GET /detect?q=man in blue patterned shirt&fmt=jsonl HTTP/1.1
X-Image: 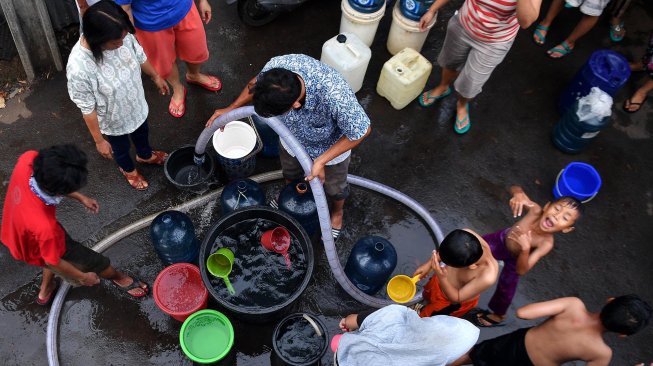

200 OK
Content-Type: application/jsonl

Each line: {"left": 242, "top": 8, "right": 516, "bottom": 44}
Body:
{"left": 207, "top": 54, "right": 371, "bottom": 240}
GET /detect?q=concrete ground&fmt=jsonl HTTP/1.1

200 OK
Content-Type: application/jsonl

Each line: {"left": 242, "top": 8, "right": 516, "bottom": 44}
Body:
{"left": 1, "top": 0, "right": 652, "bottom": 365}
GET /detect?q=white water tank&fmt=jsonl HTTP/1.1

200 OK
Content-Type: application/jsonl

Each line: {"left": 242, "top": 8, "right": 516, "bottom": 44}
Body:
{"left": 339, "top": 0, "right": 386, "bottom": 47}
{"left": 377, "top": 48, "right": 432, "bottom": 109}
{"left": 387, "top": 3, "right": 436, "bottom": 55}
{"left": 321, "top": 33, "right": 372, "bottom": 93}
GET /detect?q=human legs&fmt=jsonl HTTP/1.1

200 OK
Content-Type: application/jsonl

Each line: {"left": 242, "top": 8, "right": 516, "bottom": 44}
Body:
{"left": 624, "top": 78, "right": 653, "bottom": 112}
{"left": 106, "top": 131, "right": 148, "bottom": 190}
{"left": 130, "top": 121, "right": 168, "bottom": 165}
{"left": 38, "top": 267, "right": 58, "bottom": 303}
{"left": 534, "top": 0, "right": 565, "bottom": 44}
{"left": 548, "top": 15, "right": 600, "bottom": 58}
{"left": 323, "top": 157, "right": 351, "bottom": 233}
{"left": 608, "top": 0, "right": 631, "bottom": 42}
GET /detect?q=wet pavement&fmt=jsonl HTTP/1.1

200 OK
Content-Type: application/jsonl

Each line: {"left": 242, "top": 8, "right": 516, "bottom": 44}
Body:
{"left": 1, "top": 0, "right": 652, "bottom": 365}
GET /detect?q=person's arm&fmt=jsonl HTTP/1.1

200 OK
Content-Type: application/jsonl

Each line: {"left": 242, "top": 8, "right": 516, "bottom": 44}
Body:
{"left": 76, "top": 0, "right": 89, "bottom": 17}
{"left": 196, "top": 0, "right": 212, "bottom": 24}
{"left": 432, "top": 252, "right": 494, "bottom": 303}
{"left": 82, "top": 111, "right": 113, "bottom": 159}
{"left": 67, "top": 192, "right": 100, "bottom": 214}
{"left": 516, "top": 297, "right": 582, "bottom": 320}
{"left": 46, "top": 258, "right": 100, "bottom": 286}
{"left": 419, "top": 0, "right": 451, "bottom": 31}
{"left": 206, "top": 77, "right": 257, "bottom": 127}
{"left": 515, "top": 0, "right": 542, "bottom": 29}
{"left": 140, "top": 60, "right": 170, "bottom": 95}
{"left": 120, "top": 4, "right": 135, "bottom": 25}
{"left": 509, "top": 185, "right": 541, "bottom": 217}
{"left": 306, "top": 126, "right": 371, "bottom": 182}
{"left": 413, "top": 251, "right": 437, "bottom": 279}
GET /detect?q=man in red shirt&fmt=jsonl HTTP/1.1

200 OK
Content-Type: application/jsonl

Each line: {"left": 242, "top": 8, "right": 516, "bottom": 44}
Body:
{"left": 1, "top": 145, "right": 148, "bottom": 305}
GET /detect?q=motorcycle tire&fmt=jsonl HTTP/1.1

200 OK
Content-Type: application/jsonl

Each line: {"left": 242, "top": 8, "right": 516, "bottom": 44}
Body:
{"left": 237, "top": 0, "right": 281, "bottom": 26}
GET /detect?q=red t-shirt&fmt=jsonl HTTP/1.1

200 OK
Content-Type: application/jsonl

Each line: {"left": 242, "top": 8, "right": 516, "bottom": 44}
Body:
{"left": 1, "top": 151, "right": 66, "bottom": 267}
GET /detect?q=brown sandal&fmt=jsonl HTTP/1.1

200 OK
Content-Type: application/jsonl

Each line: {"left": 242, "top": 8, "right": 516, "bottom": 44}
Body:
{"left": 119, "top": 168, "right": 148, "bottom": 190}
{"left": 136, "top": 150, "right": 168, "bottom": 165}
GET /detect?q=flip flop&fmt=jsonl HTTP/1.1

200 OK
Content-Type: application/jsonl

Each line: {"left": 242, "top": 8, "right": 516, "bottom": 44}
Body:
{"left": 36, "top": 278, "right": 61, "bottom": 306}
{"left": 454, "top": 103, "right": 471, "bottom": 134}
{"left": 547, "top": 41, "right": 574, "bottom": 59}
{"left": 532, "top": 24, "right": 549, "bottom": 45}
{"left": 186, "top": 75, "right": 222, "bottom": 92}
{"left": 136, "top": 150, "right": 168, "bottom": 165}
{"left": 119, "top": 168, "right": 148, "bottom": 191}
{"left": 331, "top": 228, "right": 342, "bottom": 241}
{"left": 623, "top": 96, "right": 648, "bottom": 113}
{"left": 418, "top": 87, "right": 452, "bottom": 107}
{"left": 469, "top": 309, "right": 506, "bottom": 328}
{"left": 609, "top": 22, "right": 625, "bottom": 42}
{"left": 112, "top": 276, "right": 149, "bottom": 298}
{"left": 168, "top": 87, "right": 187, "bottom": 118}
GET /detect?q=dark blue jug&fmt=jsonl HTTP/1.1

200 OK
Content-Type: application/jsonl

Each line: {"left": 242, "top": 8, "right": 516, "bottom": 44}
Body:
{"left": 344, "top": 236, "right": 397, "bottom": 295}
{"left": 278, "top": 180, "right": 319, "bottom": 236}
{"left": 150, "top": 210, "right": 200, "bottom": 265}
{"left": 348, "top": 0, "right": 385, "bottom": 14}
{"left": 220, "top": 179, "right": 266, "bottom": 215}
{"left": 559, "top": 50, "right": 630, "bottom": 113}
{"left": 400, "top": 0, "right": 434, "bottom": 21}
{"left": 252, "top": 114, "right": 280, "bottom": 158}
{"left": 552, "top": 100, "right": 612, "bottom": 154}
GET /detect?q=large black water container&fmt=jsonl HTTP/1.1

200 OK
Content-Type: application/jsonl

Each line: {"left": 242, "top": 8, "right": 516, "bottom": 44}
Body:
{"left": 271, "top": 313, "right": 328, "bottom": 366}
{"left": 199, "top": 207, "right": 314, "bottom": 322}
{"left": 220, "top": 179, "right": 266, "bottom": 215}
{"left": 344, "top": 236, "right": 397, "bottom": 295}
{"left": 278, "top": 180, "right": 319, "bottom": 236}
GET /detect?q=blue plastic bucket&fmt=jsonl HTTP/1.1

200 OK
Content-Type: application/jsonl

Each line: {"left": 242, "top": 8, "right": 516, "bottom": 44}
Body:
{"left": 553, "top": 162, "right": 601, "bottom": 203}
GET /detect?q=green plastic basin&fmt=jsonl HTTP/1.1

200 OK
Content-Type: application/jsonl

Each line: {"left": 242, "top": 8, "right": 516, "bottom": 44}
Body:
{"left": 179, "top": 309, "right": 234, "bottom": 364}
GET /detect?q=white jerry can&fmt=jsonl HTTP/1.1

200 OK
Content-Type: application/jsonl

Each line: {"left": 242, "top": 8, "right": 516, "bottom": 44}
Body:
{"left": 377, "top": 47, "right": 432, "bottom": 110}
{"left": 321, "top": 33, "right": 372, "bottom": 93}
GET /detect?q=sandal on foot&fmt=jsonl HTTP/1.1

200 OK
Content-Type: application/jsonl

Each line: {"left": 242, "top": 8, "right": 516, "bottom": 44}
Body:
{"left": 136, "top": 150, "right": 168, "bottom": 165}
{"left": 119, "top": 168, "right": 148, "bottom": 191}
{"left": 418, "top": 87, "right": 452, "bottom": 107}
{"left": 610, "top": 22, "right": 625, "bottom": 42}
{"left": 623, "top": 96, "right": 648, "bottom": 113}
{"left": 469, "top": 309, "right": 506, "bottom": 328}
{"left": 36, "top": 278, "right": 61, "bottom": 306}
{"left": 332, "top": 228, "right": 342, "bottom": 241}
{"left": 168, "top": 87, "right": 187, "bottom": 118}
{"left": 532, "top": 24, "right": 549, "bottom": 45}
{"left": 454, "top": 104, "right": 471, "bottom": 134}
{"left": 547, "top": 41, "right": 574, "bottom": 59}
{"left": 186, "top": 74, "right": 222, "bottom": 92}
{"left": 112, "top": 276, "right": 149, "bottom": 298}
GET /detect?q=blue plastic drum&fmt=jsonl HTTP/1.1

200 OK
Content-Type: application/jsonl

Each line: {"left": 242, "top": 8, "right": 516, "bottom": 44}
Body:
{"left": 399, "top": 0, "right": 435, "bottom": 21}
{"left": 347, "top": 0, "right": 385, "bottom": 14}
{"left": 559, "top": 50, "right": 630, "bottom": 113}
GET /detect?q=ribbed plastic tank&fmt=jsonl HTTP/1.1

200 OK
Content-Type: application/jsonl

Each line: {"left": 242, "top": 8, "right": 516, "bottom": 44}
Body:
{"left": 150, "top": 210, "right": 200, "bottom": 265}
{"left": 344, "top": 236, "right": 397, "bottom": 295}
{"left": 278, "top": 180, "right": 319, "bottom": 236}
{"left": 220, "top": 179, "right": 266, "bottom": 215}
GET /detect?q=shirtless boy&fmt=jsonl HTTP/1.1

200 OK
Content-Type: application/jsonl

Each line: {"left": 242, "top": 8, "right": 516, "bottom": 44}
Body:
{"left": 413, "top": 229, "right": 499, "bottom": 318}
{"left": 474, "top": 186, "right": 582, "bottom": 327}
{"left": 452, "top": 295, "right": 651, "bottom": 366}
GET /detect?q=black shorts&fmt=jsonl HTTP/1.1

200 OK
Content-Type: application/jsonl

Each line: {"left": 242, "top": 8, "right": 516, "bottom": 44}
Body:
{"left": 48, "top": 230, "right": 111, "bottom": 283}
{"left": 469, "top": 327, "right": 534, "bottom": 366}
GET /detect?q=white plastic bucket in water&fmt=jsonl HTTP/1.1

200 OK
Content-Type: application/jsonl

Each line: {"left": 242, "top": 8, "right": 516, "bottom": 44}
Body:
{"left": 387, "top": 3, "right": 435, "bottom": 55}
{"left": 213, "top": 121, "right": 257, "bottom": 159}
{"left": 339, "top": 0, "right": 386, "bottom": 47}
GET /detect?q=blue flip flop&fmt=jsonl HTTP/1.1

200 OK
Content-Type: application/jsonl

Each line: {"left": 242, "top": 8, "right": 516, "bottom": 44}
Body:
{"left": 547, "top": 41, "right": 573, "bottom": 59}
{"left": 454, "top": 104, "right": 471, "bottom": 134}
{"left": 418, "top": 87, "right": 452, "bottom": 107}
{"left": 532, "top": 24, "right": 549, "bottom": 45}
{"left": 609, "top": 22, "right": 625, "bottom": 42}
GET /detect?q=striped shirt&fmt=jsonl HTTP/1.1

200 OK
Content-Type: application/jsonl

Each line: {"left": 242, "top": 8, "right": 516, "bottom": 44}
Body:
{"left": 459, "top": 0, "right": 519, "bottom": 43}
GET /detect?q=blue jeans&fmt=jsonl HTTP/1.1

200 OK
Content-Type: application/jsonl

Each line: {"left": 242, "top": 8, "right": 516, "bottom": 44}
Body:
{"left": 106, "top": 121, "right": 152, "bottom": 173}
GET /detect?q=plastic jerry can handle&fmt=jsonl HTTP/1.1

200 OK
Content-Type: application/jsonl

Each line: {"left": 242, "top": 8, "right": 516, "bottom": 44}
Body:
{"left": 346, "top": 44, "right": 360, "bottom": 58}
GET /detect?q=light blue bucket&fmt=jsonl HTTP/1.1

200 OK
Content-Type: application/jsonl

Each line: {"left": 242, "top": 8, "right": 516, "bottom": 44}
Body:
{"left": 553, "top": 162, "right": 601, "bottom": 203}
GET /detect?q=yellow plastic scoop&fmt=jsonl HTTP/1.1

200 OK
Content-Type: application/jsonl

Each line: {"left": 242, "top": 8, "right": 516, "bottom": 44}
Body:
{"left": 387, "top": 275, "right": 421, "bottom": 303}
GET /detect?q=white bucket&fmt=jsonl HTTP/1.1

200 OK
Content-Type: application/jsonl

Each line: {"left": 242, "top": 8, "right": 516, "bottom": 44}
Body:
{"left": 339, "top": 0, "right": 386, "bottom": 47}
{"left": 387, "top": 3, "right": 435, "bottom": 55}
{"left": 212, "top": 121, "right": 257, "bottom": 159}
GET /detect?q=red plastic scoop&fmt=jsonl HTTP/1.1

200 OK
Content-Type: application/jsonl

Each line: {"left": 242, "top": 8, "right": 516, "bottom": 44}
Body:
{"left": 261, "top": 226, "right": 292, "bottom": 269}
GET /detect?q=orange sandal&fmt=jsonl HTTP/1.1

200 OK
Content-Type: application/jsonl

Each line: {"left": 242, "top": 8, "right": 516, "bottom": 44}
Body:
{"left": 119, "top": 168, "right": 148, "bottom": 190}
{"left": 136, "top": 150, "right": 168, "bottom": 166}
